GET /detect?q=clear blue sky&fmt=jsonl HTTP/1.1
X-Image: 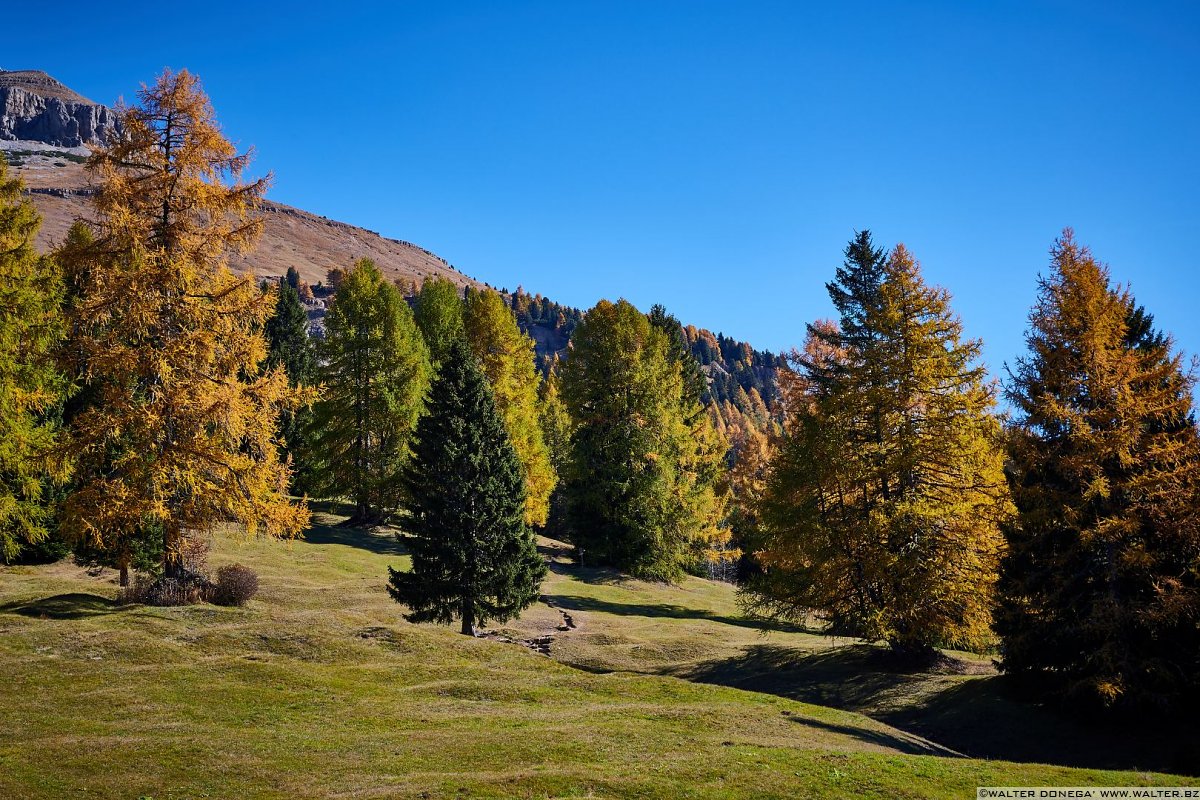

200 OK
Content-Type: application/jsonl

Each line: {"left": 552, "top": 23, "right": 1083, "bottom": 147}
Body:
{"left": 10, "top": 1, "right": 1200, "bottom": 379}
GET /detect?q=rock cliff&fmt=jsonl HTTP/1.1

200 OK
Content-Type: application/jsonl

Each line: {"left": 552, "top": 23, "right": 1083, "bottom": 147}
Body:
{"left": 0, "top": 69, "right": 120, "bottom": 148}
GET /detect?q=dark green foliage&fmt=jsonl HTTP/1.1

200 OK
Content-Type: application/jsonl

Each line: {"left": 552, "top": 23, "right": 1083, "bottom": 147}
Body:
{"left": 387, "top": 338, "right": 545, "bottom": 635}
{"left": 819, "top": 230, "right": 888, "bottom": 357}
{"left": 72, "top": 520, "right": 165, "bottom": 585}
{"left": 263, "top": 277, "right": 316, "bottom": 491}
{"left": 8, "top": 528, "right": 71, "bottom": 564}
{"left": 649, "top": 304, "right": 706, "bottom": 407}
{"left": 264, "top": 277, "right": 315, "bottom": 385}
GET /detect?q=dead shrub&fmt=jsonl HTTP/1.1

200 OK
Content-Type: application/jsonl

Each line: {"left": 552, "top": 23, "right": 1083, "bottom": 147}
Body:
{"left": 211, "top": 564, "right": 259, "bottom": 607}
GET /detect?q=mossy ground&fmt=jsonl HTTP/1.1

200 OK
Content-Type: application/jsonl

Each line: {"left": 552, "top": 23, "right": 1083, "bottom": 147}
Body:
{"left": 1, "top": 511, "right": 1193, "bottom": 798}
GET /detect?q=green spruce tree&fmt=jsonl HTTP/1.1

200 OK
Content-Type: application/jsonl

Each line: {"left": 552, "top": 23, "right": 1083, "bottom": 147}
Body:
{"left": 388, "top": 337, "right": 545, "bottom": 634}
{"left": 263, "top": 276, "right": 316, "bottom": 492}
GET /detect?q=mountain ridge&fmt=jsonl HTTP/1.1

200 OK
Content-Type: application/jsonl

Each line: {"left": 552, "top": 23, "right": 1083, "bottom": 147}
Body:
{"left": 0, "top": 69, "right": 118, "bottom": 148}
{"left": 5, "top": 69, "right": 782, "bottom": 404}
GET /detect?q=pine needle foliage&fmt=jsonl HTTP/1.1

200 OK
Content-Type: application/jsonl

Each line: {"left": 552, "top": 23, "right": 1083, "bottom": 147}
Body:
{"left": 388, "top": 338, "right": 545, "bottom": 635}
{"left": 998, "top": 230, "right": 1200, "bottom": 708}
{"left": 308, "top": 258, "right": 430, "bottom": 523}
{"left": 263, "top": 276, "right": 316, "bottom": 492}
{"left": 745, "top": 233, "right": 1011, "bottom": 657}
{"left": 58, "top": 69, "right": 309, "bottom": 577}
{"left": 560, "top": 299, "right": 726, "bottom": 582}
{"left": 0, "top": 158, "right": 67, "bottom": 561}
{"left": 414, "top": 277, "right": 465, "bottom": 365}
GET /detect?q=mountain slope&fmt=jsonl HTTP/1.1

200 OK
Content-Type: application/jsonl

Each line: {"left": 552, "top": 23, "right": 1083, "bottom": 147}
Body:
{"left": 1, "top": 68, "right": 478, "bottom": 290}
{"left": 13, "top": 153, "right": 479, "bottom": 291}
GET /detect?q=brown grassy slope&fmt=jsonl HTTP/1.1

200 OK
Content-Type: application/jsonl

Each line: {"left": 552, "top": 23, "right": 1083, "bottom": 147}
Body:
{"left": 15, "top": 155, "right": 480, "bottom": 289}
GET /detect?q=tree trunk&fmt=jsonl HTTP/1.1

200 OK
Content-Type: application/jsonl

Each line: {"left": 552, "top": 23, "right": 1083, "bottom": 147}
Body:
{"left": 163, "top": 522, "right": 182, "bottom": 580}
{"left": 119, "top": 561, "right": 129, "bottom": 588}
{"left": 460, "top": 598, "right": 476, "bottom": 636}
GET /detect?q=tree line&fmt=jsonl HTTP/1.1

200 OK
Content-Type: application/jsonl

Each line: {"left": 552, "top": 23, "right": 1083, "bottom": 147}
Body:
{"left": 742, "top": 230, "right": 1200, "bottom": 710}
{"left": 1, "top": 69, "right": 1197, "bottom": 711}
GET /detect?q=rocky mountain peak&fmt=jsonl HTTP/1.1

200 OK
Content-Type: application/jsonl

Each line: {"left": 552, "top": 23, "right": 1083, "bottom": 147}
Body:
{"left": 0, "top": 68, "right": 119, "bottom": 148}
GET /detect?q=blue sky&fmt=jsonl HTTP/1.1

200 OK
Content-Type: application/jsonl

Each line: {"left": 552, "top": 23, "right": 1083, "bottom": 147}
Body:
{"left": 10, "top": 1, "right": 1200, "bottom": 379}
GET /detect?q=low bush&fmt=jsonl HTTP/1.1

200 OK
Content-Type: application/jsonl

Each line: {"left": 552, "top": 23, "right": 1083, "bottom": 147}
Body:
{"left": 119, "top": 569, "right": 214, "bottom": 607}
{"left": 211, "top": 564, "right": 259, "bottom": 607}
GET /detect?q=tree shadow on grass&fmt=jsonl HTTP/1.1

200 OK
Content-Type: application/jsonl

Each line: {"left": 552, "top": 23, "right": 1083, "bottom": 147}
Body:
{"left": 783, "top": 712, "right": 959, "bottom": 757}
{"left": 671, "top": 643, "right": 1200, "bottom": 775}
{"left": 670, "top": 644, "right": 931, "bottom": 709}
{"left": 0, "top": 593, "right": 118, "bottom": 620}
{"left": 538, "top": 542, "right": 634, "bottom": 587}
{"left": 541, "top": 592, "right": 817, "bottom": 634}
{"left": 302, "top": 523, "right": 410, "bottom": 556}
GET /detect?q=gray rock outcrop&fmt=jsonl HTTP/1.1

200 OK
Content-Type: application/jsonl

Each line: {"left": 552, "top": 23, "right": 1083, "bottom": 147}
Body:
{"left": 0, "top": 69, "right": 119, "bottom": 148}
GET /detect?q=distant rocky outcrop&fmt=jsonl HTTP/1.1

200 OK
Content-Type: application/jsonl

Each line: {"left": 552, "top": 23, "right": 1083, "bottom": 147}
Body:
{"left": 0, "top": 69, "right": 120, "bottom": 148}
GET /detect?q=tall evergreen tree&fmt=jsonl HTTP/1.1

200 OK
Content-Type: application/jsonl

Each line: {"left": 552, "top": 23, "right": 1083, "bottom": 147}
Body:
{"left": 998, "top": 231, "right": 1200, "bottom": 707}
{"left": 414, "top": 277, "right": 465, "bottom": 364}
{"left": 308, "top": 259, "right": 430, "bottom": 523}
{"left": 0, "top": 158, "right": 67, "bottom": 562}
{"left": 560, "top": 299, "right": 725, "bottom": 581}
{"left": 58, "top": 69, "right": 308, "bottom": 579}
{"left": 264, "top": 277, "right": 314, "bottom": 385}
{"left": 387, "top": 338, "right": 545, "bottom": 634}
{"left": 264, "top": 276, "right": 316, "bottom": 491}
{"left": 745, "top": 237, "right": 1011, "bottom": 658}
{"left": 463, "top": 287, "right": 556, "bottom": 526}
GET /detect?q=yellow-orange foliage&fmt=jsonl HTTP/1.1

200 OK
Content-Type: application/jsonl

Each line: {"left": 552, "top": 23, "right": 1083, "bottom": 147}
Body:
{"left": 60, "top": 69, "right": 308, "bottom": 573}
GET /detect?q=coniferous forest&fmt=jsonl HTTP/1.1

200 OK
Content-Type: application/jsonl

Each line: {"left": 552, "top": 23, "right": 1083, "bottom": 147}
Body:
{"left": 2, "top": 65, "right": 1199, "bottom": 796}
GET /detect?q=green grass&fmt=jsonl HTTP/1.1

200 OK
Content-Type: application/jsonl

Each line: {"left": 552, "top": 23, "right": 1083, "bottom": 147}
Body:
{"left": 0, "top": 513, "right": 1193, "bottom": 799}
{"left": 505, "top": 542, "right": 1200, "bottom": 775}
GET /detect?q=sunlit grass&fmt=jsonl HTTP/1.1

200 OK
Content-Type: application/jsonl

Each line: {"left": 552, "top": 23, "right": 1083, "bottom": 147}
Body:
{"left": 0, "top": 513, "right": 1192, "bottom": 798}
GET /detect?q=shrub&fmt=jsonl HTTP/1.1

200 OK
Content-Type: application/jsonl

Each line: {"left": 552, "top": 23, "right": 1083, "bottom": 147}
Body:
{"left": 211, "top": 564, "right": 259, "bottom": 606}
{"left": 118, "top": 569, "right": 214, "bottom": 606}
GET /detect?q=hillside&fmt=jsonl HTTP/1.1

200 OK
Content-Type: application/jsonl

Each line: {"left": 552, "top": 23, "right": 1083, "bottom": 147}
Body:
{"left": 1, "top": 511, "right": 1193, "bottom": 798}
{"left": 9, "top": 151, "right": 479, "bottom": 292}
{"left": 1, "top": 70, "right": 475, "bottom": 291}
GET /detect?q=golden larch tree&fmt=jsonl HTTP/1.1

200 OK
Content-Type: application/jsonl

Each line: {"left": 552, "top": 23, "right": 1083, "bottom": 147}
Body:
{"left": 462, "top": 287, "right": 556, "bottom": 526}
{"left": 998, "top": 230, "right": 1200, "bottom": 708}
{"left": 745, "top": 234, "right": 1011, "bottom": 659}
{"left": 60, "top": 69, "right": 308, "bottom": 579}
